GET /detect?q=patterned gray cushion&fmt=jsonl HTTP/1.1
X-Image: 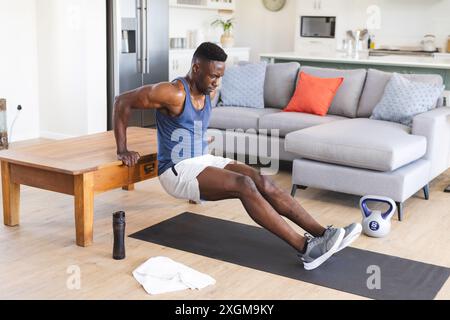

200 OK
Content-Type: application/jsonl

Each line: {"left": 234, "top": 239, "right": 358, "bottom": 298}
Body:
{"left": 357, "top": 69, "right": 444, "bottom": 118}
{"left": 220, "top": 62, "right": 267, "bottom": 109}
{"left": 370, "top": 73, "right": 444, "bottom": 127}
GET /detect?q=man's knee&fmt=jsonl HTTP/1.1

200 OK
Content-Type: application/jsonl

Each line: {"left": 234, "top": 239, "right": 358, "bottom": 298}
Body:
{"left": 222, "top": 174, "right": 257, "bottom": 196}
{"left": 259, "top": 174, "right": 280, "bottom": 197}
{"left": 236, "top": 175, "right": 259, "bottom": 197}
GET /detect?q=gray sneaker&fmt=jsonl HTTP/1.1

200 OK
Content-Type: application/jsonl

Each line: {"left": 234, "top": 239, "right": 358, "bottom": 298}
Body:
{"left": 299, "top": 227, "right": 345, "bottom": 271}
{"left": 336, "top": 223, "right": 362, "bottom": 253}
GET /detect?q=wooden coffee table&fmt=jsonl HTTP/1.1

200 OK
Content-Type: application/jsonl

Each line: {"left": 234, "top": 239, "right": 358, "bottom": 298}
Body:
{"left": 0, "top": 127, "right": 158, "bottom": 247}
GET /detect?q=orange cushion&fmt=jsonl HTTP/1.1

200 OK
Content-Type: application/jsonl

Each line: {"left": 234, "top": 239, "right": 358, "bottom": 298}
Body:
{"left": 284, "top": 72, "right": 344, "bottom": 116}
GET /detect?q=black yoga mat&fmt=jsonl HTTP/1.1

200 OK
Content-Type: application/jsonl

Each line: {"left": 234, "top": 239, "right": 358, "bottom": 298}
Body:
{"left": 130, "top": 212, "right": 450, "bottom": 300}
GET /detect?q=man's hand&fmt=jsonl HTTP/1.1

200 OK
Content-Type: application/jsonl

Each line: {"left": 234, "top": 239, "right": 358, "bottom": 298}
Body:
{"left": 117, "top": 151, "right": 141, "bottom": 167}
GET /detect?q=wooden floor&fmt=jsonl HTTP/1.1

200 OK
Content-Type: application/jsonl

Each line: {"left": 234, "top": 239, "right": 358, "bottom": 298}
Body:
{"left": 1, "top": 139, "right": 450, "bottom": 300}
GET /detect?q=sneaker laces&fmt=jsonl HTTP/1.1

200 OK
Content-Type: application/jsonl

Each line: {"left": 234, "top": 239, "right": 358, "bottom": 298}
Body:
{"left": 307, "top": 226, "right": 335, "bottom": 247}
{"left": 300, "top": 228, "right": 334, "bottom": 261}
{"left": 306, "top": 234, "right": 323, "bottom": 249}
{"left": 304, "top": 232, "right": 314, "bottom": 241}
{"left": 323, "top": 225, "right": 334, "bottom": 236}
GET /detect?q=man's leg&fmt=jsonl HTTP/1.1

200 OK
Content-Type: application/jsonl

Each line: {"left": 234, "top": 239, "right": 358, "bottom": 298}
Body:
{"left": 197, "top": 166, "right": 307, "bottom": 252}
{"left": 224, "top": 162, "right": 326, "bottom": 237}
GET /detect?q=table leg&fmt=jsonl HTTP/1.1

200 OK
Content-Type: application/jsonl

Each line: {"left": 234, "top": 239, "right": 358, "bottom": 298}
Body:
{"left": 74, "top": 172, "right": 94, "bottom": 247}
{"left": 122, "top": 184, "right": 135, "bottom": 191}
{"left": 1, "top": 161, "right": 20, "bottom": 226}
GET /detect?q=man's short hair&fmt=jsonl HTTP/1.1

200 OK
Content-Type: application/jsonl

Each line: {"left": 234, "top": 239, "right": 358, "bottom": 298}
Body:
{"left": 193, "top": 42, "right": 228, "bottom": 63}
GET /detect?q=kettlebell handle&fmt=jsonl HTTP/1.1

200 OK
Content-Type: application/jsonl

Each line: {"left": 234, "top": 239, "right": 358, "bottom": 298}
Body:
{"left": 360, "top": 196, "right": 397, "bottom": 220}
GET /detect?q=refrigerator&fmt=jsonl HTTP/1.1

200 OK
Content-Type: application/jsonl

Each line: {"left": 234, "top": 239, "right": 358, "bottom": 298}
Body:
{"left": 107, "top": 0, "right": 169, "bottom": 130}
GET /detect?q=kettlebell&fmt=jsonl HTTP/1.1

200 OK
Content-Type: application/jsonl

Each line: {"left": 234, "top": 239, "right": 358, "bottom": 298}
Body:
{"left": 360, "top": 195, "right": 396, "bottom": 238}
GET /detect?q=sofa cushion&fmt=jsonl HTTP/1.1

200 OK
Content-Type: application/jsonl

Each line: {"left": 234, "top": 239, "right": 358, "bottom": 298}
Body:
{"left": 220, "top": 62, "right": 267, "bottom": 108}
{"left": 209, "top": 107, "right": 281, "bottom": 130}
{"left": 357, "top": 69, "right": 444, "bottom": 118}
{"left": 264, "top": 62, "right": 300, "bottom": 109}
{"left": 370, "top": 73, "right": 444, "bottom": 127}
{"left": 284, "top": 72, "right": 344, "bottom": 116}
{"left": 259, "top": 112, "right": 346, "bottom": 137}
{"left": 299, "top": 66, "right": 367, "bottom": 118}
{"left": 285, "top": 118, "right": 427, "bottom": 172}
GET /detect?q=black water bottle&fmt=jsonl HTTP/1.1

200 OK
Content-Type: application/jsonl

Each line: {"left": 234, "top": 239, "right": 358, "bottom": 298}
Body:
{"left": 113, "top": 211, "right": 126, "bottom": 260}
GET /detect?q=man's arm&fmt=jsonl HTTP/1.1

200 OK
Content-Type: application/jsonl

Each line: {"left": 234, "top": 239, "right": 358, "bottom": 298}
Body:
{"left": 113, "top": 82, "right": 183, "bottom": 166}
{"left": 205, "top": 89, "right": 219, "bottom": 146}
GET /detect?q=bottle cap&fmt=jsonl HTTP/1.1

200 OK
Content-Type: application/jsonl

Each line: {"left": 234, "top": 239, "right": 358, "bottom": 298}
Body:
{"left": 113, "top": 211, "right": 126, "bottom": 223}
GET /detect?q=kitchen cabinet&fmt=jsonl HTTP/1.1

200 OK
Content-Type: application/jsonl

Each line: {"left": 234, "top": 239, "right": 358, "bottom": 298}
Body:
{"left": 295, "top": 0, "right": 339, "bottom": 52}
{"left": 169, "top": 0, "right": 235, "bottom": 11}
{"left": 300, "top": 0, "right": 338, "bottom": 15}
{"left": 169, "top": 47, "right": 250, "bottom": 80}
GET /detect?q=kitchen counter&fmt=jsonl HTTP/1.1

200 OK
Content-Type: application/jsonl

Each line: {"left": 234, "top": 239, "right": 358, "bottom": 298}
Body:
{"left": 260, "top": 51, "right": 450, "bottom": 70}
{"left": 260, "top": 51, "right": 450, "bottom": 89}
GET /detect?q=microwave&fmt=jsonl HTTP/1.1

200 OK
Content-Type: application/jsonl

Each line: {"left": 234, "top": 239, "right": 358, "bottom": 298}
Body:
{"left": 301, "top": 16, "right": 336, "bottom": 38}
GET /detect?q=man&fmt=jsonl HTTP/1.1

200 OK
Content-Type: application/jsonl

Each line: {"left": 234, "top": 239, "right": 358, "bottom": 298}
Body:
{"left": 113, "top": 42, "right": 362, "bottom": 270}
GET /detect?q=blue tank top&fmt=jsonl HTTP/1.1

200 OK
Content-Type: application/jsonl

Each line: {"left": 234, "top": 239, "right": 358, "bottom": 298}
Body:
{"left": 156, "top": 77, "right": 212, "bottom": 176}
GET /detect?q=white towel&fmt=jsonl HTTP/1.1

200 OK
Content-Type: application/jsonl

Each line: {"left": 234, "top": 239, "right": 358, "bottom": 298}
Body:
{"left": 132, "top": 257, "right": 216, "bottom": 295}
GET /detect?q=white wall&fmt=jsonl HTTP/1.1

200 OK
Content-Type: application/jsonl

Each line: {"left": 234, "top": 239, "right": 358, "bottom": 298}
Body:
{"left": 0, "top": 0, "right": 40, "bottom": 143}
{"left": 84, "top": 1, "right": 108, "bottom": 135}
{"left": 36, "top": 0, "right": 107, "bottom": 139}
{"left": 234, "top": 0, "right": 296, "bottom": 62}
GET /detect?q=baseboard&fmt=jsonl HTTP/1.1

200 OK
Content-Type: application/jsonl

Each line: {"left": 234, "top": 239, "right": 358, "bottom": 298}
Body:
{"left": 40, "top": 131, "right": 75, "bottom": 140}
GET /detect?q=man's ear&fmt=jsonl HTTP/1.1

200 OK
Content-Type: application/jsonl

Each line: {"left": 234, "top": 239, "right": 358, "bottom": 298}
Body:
{"left": 192, "top": 63, "right": 200, "bottom": 74}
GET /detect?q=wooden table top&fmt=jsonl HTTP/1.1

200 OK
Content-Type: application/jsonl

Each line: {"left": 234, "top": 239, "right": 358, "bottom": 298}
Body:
{"left": 0, "top": 127, "right": 157, "bottom": 175}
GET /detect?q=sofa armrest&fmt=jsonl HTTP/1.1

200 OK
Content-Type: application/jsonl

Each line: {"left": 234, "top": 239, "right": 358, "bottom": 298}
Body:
{"left": 412, "top": 107, "right": 450, "bottom": 180}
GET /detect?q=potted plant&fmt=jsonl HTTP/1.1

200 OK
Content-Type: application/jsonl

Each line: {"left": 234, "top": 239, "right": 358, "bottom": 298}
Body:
{"left": 211, "top": 17, "right": 235, "bottom": 48}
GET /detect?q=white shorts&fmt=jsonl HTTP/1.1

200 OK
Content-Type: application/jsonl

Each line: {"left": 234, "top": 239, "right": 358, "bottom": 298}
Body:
{"left": 158, "top": 154, "right": 234, "bottom": 204}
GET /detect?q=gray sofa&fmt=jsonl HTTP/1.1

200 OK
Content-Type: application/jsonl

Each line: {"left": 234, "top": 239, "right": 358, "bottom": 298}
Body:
{"left": 207, "top": 63, "right": 450, "bottom": 220}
